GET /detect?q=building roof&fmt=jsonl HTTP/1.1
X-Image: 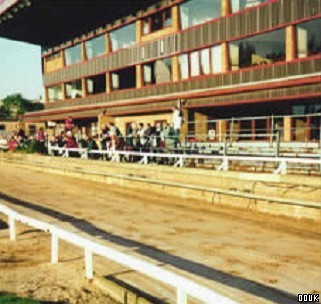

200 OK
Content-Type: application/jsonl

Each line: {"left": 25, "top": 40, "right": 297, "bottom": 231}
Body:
{"left": 0, "top": 0, "right": 160, "bottom": 48}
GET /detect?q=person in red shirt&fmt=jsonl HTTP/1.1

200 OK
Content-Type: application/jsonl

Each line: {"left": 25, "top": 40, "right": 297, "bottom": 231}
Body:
{"left": 65, "top": 116, "right": 73, "bottom": 132}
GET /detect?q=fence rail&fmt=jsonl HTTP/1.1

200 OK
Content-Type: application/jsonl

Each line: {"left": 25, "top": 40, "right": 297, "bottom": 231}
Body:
{"left": 0, "top": 203, "right": 236, "bottom": 304}
{"left": 48, "top": 145, "right": 321, "bottom": 175}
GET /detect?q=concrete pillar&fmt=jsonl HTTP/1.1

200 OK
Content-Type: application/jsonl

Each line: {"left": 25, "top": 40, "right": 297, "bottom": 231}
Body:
{"left": 136, "top": 20, "right": 142, "bottom": 43}
{"left": 106, "top": 33, "right": 111, "bottom": 53}
{"left": 221, "top": 42, "right": 230, "bottom": 73}
{"left": 217, "top": 120, "right": 228, "bottom": 142}
{"left": 61, "top": 84, "right": 66, "bottom": 100}
{"left": 172, "top": 5, "right": 180, "bottom": 31}
{"left": 172, "top": 56, "right": 180, "bottom": 82}
{"left": 106, "top": 72, "right": 111, "bottom": 93}
{"left": 180, "top": 108, "right": 188, "bottom": 143}
{"left": 81, "top": 42, "right": 87, "bottom": 61}
{"left": 286, "top": 25, "right": 296, "bottom": 61}
{"left": 194, "top": 112, "right": 208, "bottom": 142}
{"left": 81, "top": 78, "right": 87, "bottom": 98}
{"left": 44, "top": 87, "right": 49, "bottom": 105}
{"left": 284, "top": 116, "right": 292, "bottom": 142}
{"left": 222, "top": 0, "right": 231, "bottom": 17}
{"left": 136, "top": 64, "right": 143, "bottom": 89}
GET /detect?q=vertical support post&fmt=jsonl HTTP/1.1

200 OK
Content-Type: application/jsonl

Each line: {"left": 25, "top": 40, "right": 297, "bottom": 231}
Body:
{"left": 9, "top": 215, "right": 16, "bottom": 241}
{"left": 85, "top": 248, "right": 94, "bottom": 280}
{"left": 51, "top": 232, "right": 59, "bottom": 264}
{"left": 177, "top": 289, "right": 187, "bottom": 304}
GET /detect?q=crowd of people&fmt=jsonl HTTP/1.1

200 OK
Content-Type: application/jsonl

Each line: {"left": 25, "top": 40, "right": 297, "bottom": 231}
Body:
{"left": 0, "top": 107, "right": 184, "bottom": 159}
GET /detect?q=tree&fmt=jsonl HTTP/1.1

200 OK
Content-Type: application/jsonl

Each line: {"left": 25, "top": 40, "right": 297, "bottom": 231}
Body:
{"left": 1, "top": 94, "right": 44, "bottom": 119}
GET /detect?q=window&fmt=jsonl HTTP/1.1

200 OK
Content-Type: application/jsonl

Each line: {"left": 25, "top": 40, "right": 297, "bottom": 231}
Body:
{"left": 143, "top": 58, "right": 172, "bottom": 85}
{"left": 65, "top": 44, "right": 82, "bottom": 66}
{"left": 66, "top": 80, "right": 82, "bottom": 99}
{"left": 85, "top": 35, "right": 106, "bottom": 59}
{"left": 110, "top": 23, "right": 136, "bottom": 51}
{"left": 229, "top": 29, "right": 285, "bottom": 70}
{"left": 178, "top": 46, "right": 222, "bottom": 79}
{"left": 0, "top": 125, "right": 5, "bottom": 131}
{"left": 180, "top": 0, "right": 221, "bottom": 30}
{"left": 86, "top": 74, "right": 106, "bottom": 95}
{"left": 48, "top": 85, "right": 63, "bottom": 101}
{"left": 111, "top": 67, "right": 136, "bottom": 91}
{"left": 231, "top": 0, "right": 269, "bottom": 13}
{"left": 45, "top": 52, "right": 61, "bottom": 62}
{"left": 296, "top": 18, "right": 321, "bottom": 58}
{"left": 143, "top": 8, "right": 172, "bottom": 35}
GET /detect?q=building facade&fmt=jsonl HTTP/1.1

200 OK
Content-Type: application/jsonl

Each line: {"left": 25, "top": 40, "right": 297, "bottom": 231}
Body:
{"left": 2, "top": 0, "right": 321, "bottom": 142}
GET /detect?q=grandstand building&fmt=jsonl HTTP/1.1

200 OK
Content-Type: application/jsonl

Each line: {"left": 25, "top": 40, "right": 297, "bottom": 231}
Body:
{"left": 1, "top": 0, "right": 321, "bottom": 142}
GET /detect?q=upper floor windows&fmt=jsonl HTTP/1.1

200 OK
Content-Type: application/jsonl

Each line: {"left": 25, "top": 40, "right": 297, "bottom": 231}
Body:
{"left": 142, "top": 8, "right": 172, "bottom": 35}
{"left": 85, "top": 35, "right": 106, "bottom": 59}
{"left": 229, "top": 28, "right": 285, "bottom": 70}
{"left": 296, "top": 18, "right": 321, "bottom": 58}
{"left": 65, "top": 44, "right": 82, "bottom": 66}
{"left": 230, "top": 0, "right": 269, "bottom": 13}
{"left": 180, "top": 0, "right": 221, "bottom": 30}
{"left": 110, "top": 23, "right": 136, "bottom": 52}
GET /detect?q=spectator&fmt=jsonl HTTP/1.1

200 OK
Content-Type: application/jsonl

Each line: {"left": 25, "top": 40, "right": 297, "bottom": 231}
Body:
{"left": 8, "top": 136, "right": 19, "bottom": 151}
{"left": 163, "top": 122, "right": 176, "bottom": 152}
{"left": 172, "top": 106, "right": 183, "bottom": 142}
{"left": 99, "top": 124, "right": 110, "bottom": 151}
{"left": 65, "top": 116, "right": 74, "bottom": 132}
{"left": 65, "top": 131, "right": 78, "bottom": 149}
{"left": 37, "top": 127, "right": 45, "bottom": 153}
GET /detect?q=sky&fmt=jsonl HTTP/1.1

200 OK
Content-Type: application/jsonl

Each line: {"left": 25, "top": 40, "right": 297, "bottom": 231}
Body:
{"left": 0, "top": 37, "right": 43, "bottom": 101}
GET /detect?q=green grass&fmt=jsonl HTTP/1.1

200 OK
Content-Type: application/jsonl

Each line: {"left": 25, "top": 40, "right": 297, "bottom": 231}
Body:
{"left": 0, "top": 294, "right": 40, "bottom": 304}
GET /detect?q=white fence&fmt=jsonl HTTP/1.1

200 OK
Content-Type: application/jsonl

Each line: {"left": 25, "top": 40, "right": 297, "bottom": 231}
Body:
{"left": 0, "top": 203, "right": 236, "bottom": 304}
{"left": 48, "top": 146, "right": 321, "bottom": 175}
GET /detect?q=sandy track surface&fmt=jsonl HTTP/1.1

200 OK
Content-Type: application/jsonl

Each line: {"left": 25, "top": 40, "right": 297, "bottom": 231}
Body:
{"left": 0, "top": 219, "right": 117, "bottom": 304}
{"left": 0, "top": 162, "right": 320, "bottom": 304}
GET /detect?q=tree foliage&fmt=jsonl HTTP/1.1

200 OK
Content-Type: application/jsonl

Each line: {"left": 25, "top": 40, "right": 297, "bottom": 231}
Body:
{"left": 0, "top": 94, "right": 44, "bottom": 119}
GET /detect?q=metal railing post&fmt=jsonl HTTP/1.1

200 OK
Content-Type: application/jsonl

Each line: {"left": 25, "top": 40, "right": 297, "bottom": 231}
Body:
{"left": 85, "top": 248, "right": 94, "bottom": 280}
{"left": 9, "top": 215, "right": 16, "bottom": 241}
{"left": 51, "top": 232, "right": 59, "bottom": 264}
{"left": 177, "top": 288, "right": 187, "bottom": 304}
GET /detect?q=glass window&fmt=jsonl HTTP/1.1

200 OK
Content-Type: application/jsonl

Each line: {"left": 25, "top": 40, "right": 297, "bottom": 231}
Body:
{"left": 200, "top": 49, "right": 211, "bottom": 75}
{"left": 178, "top": 54, "right": 189, "bottom": 80}
{"left": 211, "top": 45, "right": 222, "bottom": 73}
{"left": 180, "top": 0, "right": 221, "bottom": 30}
{"left": 48, "top": 85, "right": 62, "bottom": 101}
{"left": 296, "top": 18, "right": 321, "bottom": 58}
{"left": 229, "top": 29, "right": 286, "bottom": 70}
{"left": 65, "top": 44, "right": 82, "bottom": 66}
{"left": 85, "top": 35, "right": 106, "bottom": 59}
{"left": 110, "top": 23, "right": 136, "bottom": 51}
{"left": 142, "top": 8, "right": 172, "bottom": 35}
{"left": 86, "top": 74, "right": 106, "bottom": 95}
{"left": 143, "top": 58, "right": 172, "bottom": 85}
{"left": 231, "top": 0, "right": 269, "bottom": 13}
{"left": 111, "top": 66, "right": 136, "bottom": 90}
{"left": 66, "top": 80, "right": 82, "bottom": 99}
{"left": 190, "top": 51, "right": 200, "bottom": 77}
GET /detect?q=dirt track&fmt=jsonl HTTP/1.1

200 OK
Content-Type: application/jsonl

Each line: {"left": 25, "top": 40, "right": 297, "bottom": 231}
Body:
{"left": 0, "top": 161, "right": 320, "bottom": 304}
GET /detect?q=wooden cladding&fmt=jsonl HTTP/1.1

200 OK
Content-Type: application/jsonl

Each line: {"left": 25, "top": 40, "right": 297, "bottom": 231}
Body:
{"left": 43, "top": 0, "right": 321, "bottom": 87}
{"left": 45, "top": 56, "right": 321, "bottom": 111}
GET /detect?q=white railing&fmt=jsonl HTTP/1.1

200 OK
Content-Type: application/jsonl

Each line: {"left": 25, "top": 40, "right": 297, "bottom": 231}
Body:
{"left": 48, "top": 146, "right": 321, "bottom": 175}
{"left": 0, "top": 203, "right": 236, "bottom": 304}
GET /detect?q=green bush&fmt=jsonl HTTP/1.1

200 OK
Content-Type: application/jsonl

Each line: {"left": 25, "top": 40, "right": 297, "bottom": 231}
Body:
{"left": 0, "top": 294, "right": 40, "bottom": 304}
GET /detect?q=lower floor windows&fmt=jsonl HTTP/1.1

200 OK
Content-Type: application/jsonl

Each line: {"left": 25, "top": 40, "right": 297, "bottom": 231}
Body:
{"left": 229, "top": 28, "right": 286, "bottom": 70}
{"left": 86, "top": 74, "right": 106, "bottom": 95}
{"left": 143, "top": 58, "right": 172, "bottom": 85}
{"left": 48, "top": 85, "right": 62, "bottom": 101}
{"left": 111, "top": 66, "right": 136, "bottom": 91}
{"left": 179, "top": 45, "right": 222, "bottom": 79}
{"left": 65, "top": 80, "right": 82, "bottom": 99}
